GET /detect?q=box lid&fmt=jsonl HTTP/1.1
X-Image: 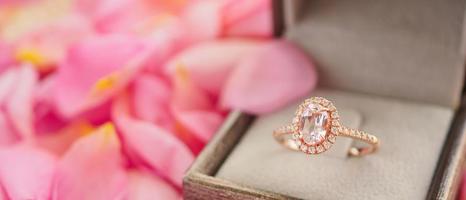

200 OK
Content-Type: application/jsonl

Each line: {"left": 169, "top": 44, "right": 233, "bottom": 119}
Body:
{"left": 283, "top": 0, "right": 466, "bottom": 108}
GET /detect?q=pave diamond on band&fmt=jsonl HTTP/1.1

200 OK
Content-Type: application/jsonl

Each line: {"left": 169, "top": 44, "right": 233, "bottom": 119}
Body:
{"left": 273, "top": 97, "right": 380, "bottom": 157}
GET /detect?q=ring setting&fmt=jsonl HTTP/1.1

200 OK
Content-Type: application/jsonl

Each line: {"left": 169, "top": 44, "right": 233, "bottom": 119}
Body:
{"left": 273, "top": 97, "right": 379, "bottom": 157}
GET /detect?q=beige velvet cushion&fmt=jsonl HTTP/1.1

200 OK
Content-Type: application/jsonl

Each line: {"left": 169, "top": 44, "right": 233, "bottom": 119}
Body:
{"left": 285, "top": 0, "right": 465, "bottom": 108}
{"left": 216, "top": 89, "right": 453, "bottom": 200}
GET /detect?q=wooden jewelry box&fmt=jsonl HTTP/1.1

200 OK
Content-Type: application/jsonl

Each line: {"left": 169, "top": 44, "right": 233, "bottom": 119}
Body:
{"left": 183, "top": 0, "right": 466, "bottom": 199}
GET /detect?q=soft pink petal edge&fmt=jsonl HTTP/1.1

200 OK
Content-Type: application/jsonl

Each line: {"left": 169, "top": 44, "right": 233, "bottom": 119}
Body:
{"left": 0, "top": 145, "right": 56, "bottom": 200}
{"left": 221, "top": 40, "right": 317, "bottom": 114}
{"left": 52, "top": 124, "right": 128, "bottom": 200}
{"left": 113, "top": 94, "right": 194, "bottom": 188}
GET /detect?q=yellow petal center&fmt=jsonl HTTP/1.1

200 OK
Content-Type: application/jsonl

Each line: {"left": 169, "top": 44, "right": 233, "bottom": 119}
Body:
{"left": 93, "top": 73, "right": 118, "bottom": 93}
{"left": 100, "top": 122, "right": 116, "bottom": 137}
{"left": 96, "top": 122, "right": 118, "bottom": 147}
{"left": 15, "top": 47, "right": 47, "bottom": 66}
{"left": 77, "top": 121, "right": 96, "bottom": 136}
{"left": 175, "top": 62, "right": 190, "bottom": 83}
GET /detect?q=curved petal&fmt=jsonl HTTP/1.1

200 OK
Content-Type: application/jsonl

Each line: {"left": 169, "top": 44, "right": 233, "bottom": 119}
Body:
{"left": 167, "top": 56, "right": 229, "bottom": 154}
{"left": 171, "top": 64, "right": 213, "bottom": 111}
{"left": 0, "top": 186, "right": 6, "bottom": 200}
{"left": 0, "top": 145, "right": 57, "bottom": 200}
{"left": 5, "top": 64, "right": 38, "bottom": 142}
{"left": 75, "top": 0, "right": 181, "bottom": 34}
{"left": 0, "top": 67, "right": 17, "bottom": 106}
{"left": 221, "top": 40, "right": 317, "bottom": 114}
{"left": 14, "top": 15, "right": 93, "bottom": 72}
{"left": 0, "top": 68, "right": 21, "bottom": 146}
{"left": 112, "top": 94, "right": 194, "bottom": 187}
{"left": 0, "top": 112, "right": 18, "bottom": 146}
{"left": 128, "top": 170, "right": 180, "bottom": 200}
{"left": 53, "top": 123, "right": 128, "bottom": 200}
{"left": 0, "top": 41, "right": 14, "bottom": 72}
{"left": 54, "top": 34, "right": 150, "bottom": 118}
{"left": 143, "top": 20, "right": 187, "bottom": 73}
{"left": 179, "top": 0, "right": 272, "bottom": 40}
{"left": 131, "top": 73, "right": 173, "bottom": 129}
{"left": 75, "top": 0, "right": 139, "bottom": 33}
{"left": 165, "top": 40, "right": 262, "bottom": 96}
{"left": 222, "top": 0, "right": 273, "bottom": 37}
{"left": 34, "top": 74, "right": 68, "bottom": 136}
{"left": 171, "top": 108, "right": 224, "bottom": 146}
{"left": 36, "top": 120, "right": 94, "bottom": 156}
{"left": 181, "top": 1, "right": 221, "bottom": 42}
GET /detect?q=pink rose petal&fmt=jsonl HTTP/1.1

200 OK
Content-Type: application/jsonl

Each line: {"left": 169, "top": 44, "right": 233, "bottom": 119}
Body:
{"left": 128, "top": 170, "right": 180, "bottom": 200}
{"left": 167, "top": 56, "right": 230, "bottom": 154}
{"left": 165, "top": 40, "right": 262, "bottom": 96}
{"left": 113, "top": 94, "right": 194, "bottom": 187}
{"left": 180, "top": 0, "right": 272, "bottom": 41}
{"left": 0, "top": 68, "right": 20, "bottom": 146}
{"left": 143, "top": 20, "right": 187, "bottom": 73}
{"left": 34, "top": 75, "right": 68, "bottom": 135}
{"left": 171, "top": 107, "right": 224, "bottom": 145}
{"left": 0, "top": 67, "right": 17, "bottom": 106}
{"left": 75, "top": 0, "right": 174, "bottom": 34}
{"left": 222, "top": 0, "right": 273, "bottom": 37}
{"left": 0, "top": 145, "right": 57, "bottom": 200}
{"left": 0, "top": 41, "right": 13, "bottom": 72}
{"left": 80, "top": 0, "right": 141, "bottom": 33}
{"left": 36, "top": 121, "right": 93, "bottom": 156}
{"left": 5, "top": 64, "right": 38, "bottom": 142}
{"left": 15, "top": 15, "right": 93, "bottom": 71}
{"left": 132, "top": 73, "right": 173, "bottom": 129}
{"left": 53, "top": 123, "right": 128, "bottom": 200}
{"left": 221, "top": 40, "right": 317, "bottom": 114}
{"left": 0, "top": 187, "right": 6, "bottom": 200}
{"left": 0, "top": 112, "right": 18, "bottom": 146}
{"left": 170, "top": 107, "right": 225, "bottom": 155}
{"left": 54, "top": 34, "right": 150, "bottom": 118}
{"left": 34, "top": 74, "right": 56, "bottom": 107}
{"left": 171, "top": 65, "right": 213, "bottom": 111}
{"left": 181, "top": 1, "right": 222, "bottom": 42}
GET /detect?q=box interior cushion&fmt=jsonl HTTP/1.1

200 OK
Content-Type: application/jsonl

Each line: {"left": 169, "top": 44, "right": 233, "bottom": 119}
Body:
{"left": 215, "top": 89, "right": 453, "bottom": 200}
{"left": 284, "top": 0, "right": 465, "bottom": 108}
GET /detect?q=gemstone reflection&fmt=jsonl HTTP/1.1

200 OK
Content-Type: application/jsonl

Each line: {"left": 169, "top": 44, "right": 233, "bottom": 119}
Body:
{"left": 300, "top": 104, "right": 329, "bottom": 145}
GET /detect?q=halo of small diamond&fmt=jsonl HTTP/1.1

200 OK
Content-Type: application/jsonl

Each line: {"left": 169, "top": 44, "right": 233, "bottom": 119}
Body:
{"left": 292, "top": 97, "right": 341, "bottom": 155}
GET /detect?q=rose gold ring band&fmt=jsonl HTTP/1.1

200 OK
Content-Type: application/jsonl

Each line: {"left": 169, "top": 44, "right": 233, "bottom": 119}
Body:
{"left": 273, "top": 97, "right": 380, "bottom": 157}
{"left": 273, "top": 125, "right": 379, "bottom": 157}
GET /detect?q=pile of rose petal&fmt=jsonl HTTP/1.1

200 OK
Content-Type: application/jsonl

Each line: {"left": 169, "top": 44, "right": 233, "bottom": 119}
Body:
{"left": 0, "top": 0, "right": 317, "bottom": 199}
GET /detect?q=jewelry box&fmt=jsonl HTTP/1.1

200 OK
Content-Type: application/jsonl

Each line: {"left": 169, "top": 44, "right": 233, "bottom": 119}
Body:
{"left": 183, "top": 0, "right": 466, "bottom": 199}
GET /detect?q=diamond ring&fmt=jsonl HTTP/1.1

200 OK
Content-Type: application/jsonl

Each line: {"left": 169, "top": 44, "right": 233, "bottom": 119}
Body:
{"left": 273, "top": 97, "right": 380, "bottom": 157}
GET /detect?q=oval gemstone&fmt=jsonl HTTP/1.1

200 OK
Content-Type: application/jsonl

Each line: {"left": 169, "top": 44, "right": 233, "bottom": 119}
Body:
{"left": 300, "top": 104, "right": 329, "bottom": 145}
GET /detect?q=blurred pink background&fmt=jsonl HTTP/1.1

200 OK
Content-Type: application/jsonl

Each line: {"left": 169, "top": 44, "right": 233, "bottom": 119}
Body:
{"left": 0, "top": 0, "right": 318, "bottom": 199}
